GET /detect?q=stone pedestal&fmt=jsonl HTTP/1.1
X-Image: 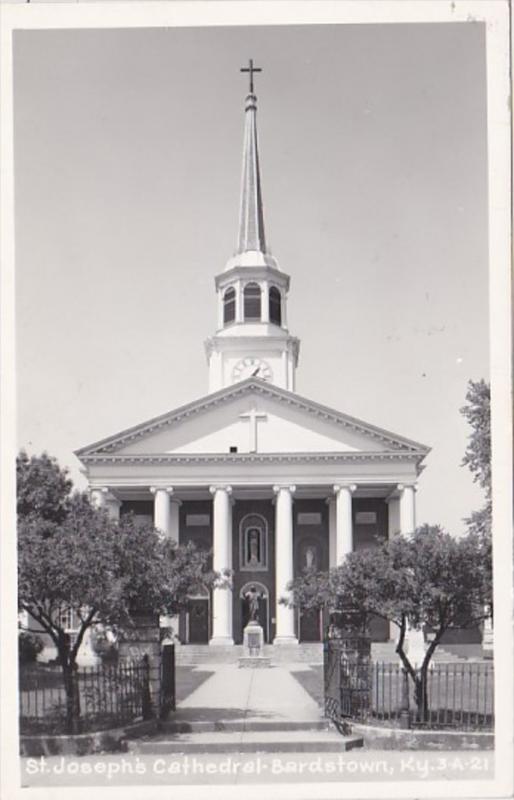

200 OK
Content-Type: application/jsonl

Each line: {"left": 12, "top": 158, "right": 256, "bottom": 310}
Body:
{"left": 238, "top": 622, "right": 271, "bottom": 668}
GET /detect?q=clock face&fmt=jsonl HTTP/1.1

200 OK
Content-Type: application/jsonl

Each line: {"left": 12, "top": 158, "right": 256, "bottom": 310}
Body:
{"left": 232, "top": 357, "right": 272, "bottom": 383}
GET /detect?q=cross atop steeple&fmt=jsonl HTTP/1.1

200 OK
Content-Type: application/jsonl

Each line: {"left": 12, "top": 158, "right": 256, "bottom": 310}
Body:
{"left": 237, "top": 60, "right": 266, "bottom": 254}
{"left": 240, "top": 59, "right": 262, "bottom": 94}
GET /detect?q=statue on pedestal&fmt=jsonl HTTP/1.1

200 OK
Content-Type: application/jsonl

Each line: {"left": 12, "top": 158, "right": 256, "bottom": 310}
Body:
{"left": 244, "top": 585, "right": 261, "bottom": 623}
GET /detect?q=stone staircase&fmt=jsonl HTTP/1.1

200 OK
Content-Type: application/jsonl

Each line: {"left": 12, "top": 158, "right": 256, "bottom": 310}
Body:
{"left": 175, "top": 643, "right": 324, "bottom": 666}
{"left": 175, "top": 641, "right": 484, "bottom": 666}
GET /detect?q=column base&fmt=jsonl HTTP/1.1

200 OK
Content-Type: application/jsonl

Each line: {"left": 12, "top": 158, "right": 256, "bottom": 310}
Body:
{"left": 273, "top": 636, "right": 299, "bottom": 646}
{"left": 209, "top": 636, "right": 234, "bottom": 647}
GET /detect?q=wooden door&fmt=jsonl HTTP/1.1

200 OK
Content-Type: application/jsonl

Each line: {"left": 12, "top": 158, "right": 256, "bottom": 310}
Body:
{"left": 299, "top": 608, "right": 322, "bottom": 642}
{"left": 188, "top": 599, "right": 209, "bottom": 643}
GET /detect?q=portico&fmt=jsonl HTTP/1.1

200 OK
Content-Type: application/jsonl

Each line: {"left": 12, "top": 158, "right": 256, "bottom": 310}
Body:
{"left": 82, "top": 453, "right": 422, "bottom": 646}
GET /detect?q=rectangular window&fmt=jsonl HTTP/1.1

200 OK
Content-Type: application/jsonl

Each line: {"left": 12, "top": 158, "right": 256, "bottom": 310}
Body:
{"left": 297, "top": 512, "right": 322, "bottom": 525}
{"left": 58, "top": 608, "right": 74, "bottom": 630}
{"left": 186, "top": 514, "right": 210, "bottom": 527}
{"left": 355, "top": 511, "right": 377, "bottom": 525}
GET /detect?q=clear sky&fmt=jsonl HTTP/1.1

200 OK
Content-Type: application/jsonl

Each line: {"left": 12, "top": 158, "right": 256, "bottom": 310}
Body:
{"left": 13, "top": 22, "right": 489, "bottom": 535}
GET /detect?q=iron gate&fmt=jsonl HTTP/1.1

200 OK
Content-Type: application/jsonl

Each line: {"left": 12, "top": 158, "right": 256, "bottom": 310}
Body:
{"left": 324, "top": 637, "right": 372, "bottom": 723}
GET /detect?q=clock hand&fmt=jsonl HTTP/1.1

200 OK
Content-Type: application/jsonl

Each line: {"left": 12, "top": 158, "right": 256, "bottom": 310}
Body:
{"left": 251, "top": 367, "right": 260, "bottom": 377}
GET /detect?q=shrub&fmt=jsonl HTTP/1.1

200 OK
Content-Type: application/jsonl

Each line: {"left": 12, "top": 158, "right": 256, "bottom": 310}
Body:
{"left": 19, "top": 631, "right": 44, "bottom": 663}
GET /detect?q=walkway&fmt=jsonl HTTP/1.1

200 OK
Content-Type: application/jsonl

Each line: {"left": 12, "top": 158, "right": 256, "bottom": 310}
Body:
{"left": 175, "top": 663, "right": 322, "bottom": 726}
{"left": 129, "top": 663, "right": 363, "bottom": 754}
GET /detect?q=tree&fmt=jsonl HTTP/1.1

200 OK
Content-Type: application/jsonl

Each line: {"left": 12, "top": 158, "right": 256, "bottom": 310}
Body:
{"left": 286, "top": 526, "right": 492, "bottom": 720}
{"left": 17, "top": 452, "right": 219, "bottom": 733}
{"left": 17, "top": 450, "right": 73, "bottom": 523}
{"left": 460, "top": 379, "right": 491, "bottom": 539}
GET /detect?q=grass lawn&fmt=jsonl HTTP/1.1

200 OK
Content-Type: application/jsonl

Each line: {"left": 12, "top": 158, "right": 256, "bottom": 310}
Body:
{"left": 290, "top": 665, "right": 324, "bottom": 708}
{"left": 290, "top": 663, "right": 494, "bottom": 729}
{"left": 19, "top": 664, "right": 215, "bottom": 729}
{"left": 175, "top": 667, "right": 214, "bottom": 704}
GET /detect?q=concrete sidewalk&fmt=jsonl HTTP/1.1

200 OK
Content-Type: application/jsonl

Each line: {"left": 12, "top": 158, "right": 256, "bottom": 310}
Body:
{"left": 128, "top": 664, "right": 365, "bottom": 754}
{"left": 177, "top": 664, "right": 322, "bottom": 724}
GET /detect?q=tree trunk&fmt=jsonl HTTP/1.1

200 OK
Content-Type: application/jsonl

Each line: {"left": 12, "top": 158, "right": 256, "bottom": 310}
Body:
{"left": 58, "top": 634, "right": 81, "bottom": 734}
{"left": 414, "top": 670, "right": 429, "bottom": 723}
{"left": 61, "top": 664, "right": 80, "bottom": 734}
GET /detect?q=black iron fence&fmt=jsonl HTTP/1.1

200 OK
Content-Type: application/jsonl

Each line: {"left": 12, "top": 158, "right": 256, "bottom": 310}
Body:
{"left": 19, "top": 657, "right": 151, "bottom": 735}
{"left": 324, "top": 640, "right": 494, "bottom": 731}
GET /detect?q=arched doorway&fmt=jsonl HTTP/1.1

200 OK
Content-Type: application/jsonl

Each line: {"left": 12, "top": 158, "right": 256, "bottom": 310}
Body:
{"left": 240, "top": 581, "right": 269, "bottom": 643}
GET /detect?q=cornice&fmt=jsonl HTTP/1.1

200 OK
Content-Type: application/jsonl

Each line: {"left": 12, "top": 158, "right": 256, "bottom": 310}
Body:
{"left": 79, "top": 450, "right": 424, "bottom": 466}
{"left": 215, "top": 264, "right": 290, "bottom": 291}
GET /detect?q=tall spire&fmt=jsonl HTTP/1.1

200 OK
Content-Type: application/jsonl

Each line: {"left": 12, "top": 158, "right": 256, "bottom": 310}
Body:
{"left": 237, "top": 60, "right": 266, "bottom": 254}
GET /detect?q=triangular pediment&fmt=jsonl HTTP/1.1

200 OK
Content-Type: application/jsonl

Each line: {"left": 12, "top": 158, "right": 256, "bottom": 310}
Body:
{"left": 76, "top": 380, "right": 429, "bottom": 462}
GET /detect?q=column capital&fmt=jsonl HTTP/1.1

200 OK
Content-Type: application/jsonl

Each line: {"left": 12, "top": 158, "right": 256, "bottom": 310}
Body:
{"left": 150, "top": 486, "right": 174, "bottom": 496}
{"left": 273, "top": 484, "right": 296, "bottom": 495}
{"left": 333, "top": 483, "right": 357, "bottom": 495}
{"left": 397, "top": 483, "right": 418, "bottom": 493}
{"left": 209, "top": 484, "right": 232, "bottom": 496}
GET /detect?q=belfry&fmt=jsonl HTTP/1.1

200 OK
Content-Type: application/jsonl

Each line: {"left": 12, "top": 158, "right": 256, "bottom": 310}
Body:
{"left": 206, "top": 60, "right": 299, "bottom": 394}
{"left": 76, "top": 63, "right": 429, "bottom": 648}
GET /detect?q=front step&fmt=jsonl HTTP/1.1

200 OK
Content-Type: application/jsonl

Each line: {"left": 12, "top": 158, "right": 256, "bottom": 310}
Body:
{"left": 126, "top": 729, "right": 363, "bottom": 754}
{"left": 175, "top": 643, "right": 323, "bottom": 666}
{"left": 176, "top": 642, "right": 483, "bottom": 666}
{"left": 158, "top": 719, "right": 330, "bottom": 734}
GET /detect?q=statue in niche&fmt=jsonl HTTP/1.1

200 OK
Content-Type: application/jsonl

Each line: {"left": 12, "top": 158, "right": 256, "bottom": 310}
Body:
{"left": 244, "top": 585, "right": 262, "bottom": 622}
{"left": 247, "top": 528, "right": 260, "bottom": 566}
{"left": 304, "top": 545, "right": 317, "bottom": 570}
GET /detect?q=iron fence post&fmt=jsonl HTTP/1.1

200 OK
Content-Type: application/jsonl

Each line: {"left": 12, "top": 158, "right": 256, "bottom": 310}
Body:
{"left": 141, "top": 654, "right": 153, "bottom": 720}
{"left": 160, "top": 639, "right": 176, "bottom": 719}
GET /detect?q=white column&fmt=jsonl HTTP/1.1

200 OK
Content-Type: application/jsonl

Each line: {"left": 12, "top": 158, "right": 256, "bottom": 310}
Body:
{"left": 386, "top": 494, "right": 401, "bottom": 539}
{"left": 386, "top": 492, "right": 400, "bottom": 641}
{"left": 282, "top": 292, "right": 288, "bottom": 329}
{"left": 334, "top": 484, "right": 356, "bottom": 564}
{"left": 169, "top": 498, "right": 181, "bottom": 545}
{"left": 327, "top": 497, "right": 337, "bottom": 568}
{"left": 287, "top": 356, "right": 294, "bottom": 392}
{"left": 105, "top": 495, "right": 121, "bottom": 521}
{"left": 90, "top": 488, "right": 106, "bottom": 509}
{"left": 261, "top": 282, "right": 270, "bottom": 323}
{"left": 398, "top": 484, "right": 424, "bottom": 661}
{"left": 209, "top": 485, "right": 234, "bottom": 645}
{"left": 273, "top": 485, "right": 298, "bottom": 645}
{"left": 217, "top": 290, "right": 224, "bottom": 329}
{"left": 90, "top": 487, "right": 120, "bottom": 519}
{"left": 151, "top": 487, "right": 174, "bottom": 536}
{"left": 235, "top": 279, "right": 243, "bottom": 323}
{"left": 399, "top": 484, "right": 416, "bottom": 535}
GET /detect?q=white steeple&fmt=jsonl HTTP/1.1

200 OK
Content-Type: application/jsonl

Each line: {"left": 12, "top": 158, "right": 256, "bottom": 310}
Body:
{"left": 205, "top": 61, "right": 300, "bottom": 393}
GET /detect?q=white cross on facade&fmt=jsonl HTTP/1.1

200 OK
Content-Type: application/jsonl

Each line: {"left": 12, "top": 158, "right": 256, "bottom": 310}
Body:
{"left": 239, "top": 408, "right": 268, "bottom": 452}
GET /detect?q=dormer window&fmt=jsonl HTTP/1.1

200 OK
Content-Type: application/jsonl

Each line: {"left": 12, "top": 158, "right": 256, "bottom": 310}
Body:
{"left": 244, "top": 283, "right": 261, "bottom": 321}
{"left": 269, "top": 286, "right": 282, "bottom": 326}
{"left": 223, "top": 287, "right": 236, "bottom": 325}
